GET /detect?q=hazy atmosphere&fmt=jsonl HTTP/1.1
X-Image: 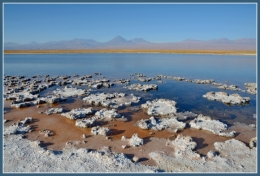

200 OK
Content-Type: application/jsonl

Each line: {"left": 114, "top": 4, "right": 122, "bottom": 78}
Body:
{"left": 4, "top": 3, "right": 256, "bottom": 44}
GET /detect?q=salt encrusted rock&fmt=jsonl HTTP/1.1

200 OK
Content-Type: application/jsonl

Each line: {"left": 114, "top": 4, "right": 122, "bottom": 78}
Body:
{"left": 244, "top": 83, "right": 257, "bottom": 94}
{"left": 249, "top": 137, "right": 257, "bottom": 148}
{"left": 94, "top": 108, "right": 125, "bottom": 121}
{"left": 32, "top": 140, "right": 41, "bottom": 147}
{"left": 212, "top": 83, "right": 240, "bottom": 91}
{"left": 91, "top": 126, "right": 110, "bottom": 136}
{"left": 121, "top": 134, "right": 144, "bottom": 147}
{"left": 135, "top": 116, "right": 186, "bottom": 132}
{"left": 39, "top": 129, "right": 54, "bottom": 137}
{"left": 124, "top": 83, "right": 158, "bottom": 92}
{"left": 4, "top": 122, "right": 31, "bottom": 135}
{"left": 72, "top": 79, "right": 89, "bottom": 86}
{"left": 141, "top": 99, "right": 177, "bottom": 116}
{"left": 189, "top": 114, "right": 236, "bottom": 137}
{"left": 33, "top": 95, "right": 67, "bottom": 105}
{"left": 53, "top": 86, "right": 89, "bottom": 97}
{"left": 45, "top": 108, "right": 64, "bottom": 115}
{"left": 135, "top": 116, "right": 167, "bottom": 131}
{"left": 138, "top": 77, "right": 152, "bottom": 82}
{"left": 193, "top": 79, "right": 215, "bottom": 84}
{"left": 61, "top": 108, "right": 94, "bottom": 120}
{"left": 19, "top": 117, "right": 32, "bottom": 126}
{"left": 101, "top": 94, "right": 141, "bottom": 109}
{"left": 91, "top": 83, "right": 103, "bottom": 89}
{"left": 83, "top": 93, "right": 116, "bottom": 105}
{"left": 113, "top": 79, "right": 130, "bottom": 84}
{"left": 170, "top": 134, "right": 199, "bottom": 158}
{"left": 173, "top": 77, "right": 185, "bottom": 81}
{"left": 83, "top": 92, "right": 140, "bottom": 109}
{"left": 133, "top": 156, "right": 139, "bottom": 163}
{"left": 4, "top": 91, "right": 38, "bottom": 101}
{"left": 76, "top": 117, "right": 96, "bottom": 128}
{"left": 203, "top": 91, "right": 250, "bottom": 105}
{"left": 174, "top": 111, "right": 198, "bottom": 121}
{"left": 11, "top": 101, "right": 32, "bottom": 108}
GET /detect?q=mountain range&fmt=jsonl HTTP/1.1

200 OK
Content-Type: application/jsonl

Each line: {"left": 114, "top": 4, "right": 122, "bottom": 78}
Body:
{"left": 4, "top": 36, "right": 256, "bottom": 50}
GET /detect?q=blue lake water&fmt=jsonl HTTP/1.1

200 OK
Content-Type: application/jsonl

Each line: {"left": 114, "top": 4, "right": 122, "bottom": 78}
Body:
{"left": 4, "top": 53, "right": 257, "bottom": 125}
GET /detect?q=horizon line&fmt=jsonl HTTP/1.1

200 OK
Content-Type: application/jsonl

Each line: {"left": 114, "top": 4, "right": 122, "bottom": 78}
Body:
{"left": 4, "top": 36, "right": 257, "bottom": 45}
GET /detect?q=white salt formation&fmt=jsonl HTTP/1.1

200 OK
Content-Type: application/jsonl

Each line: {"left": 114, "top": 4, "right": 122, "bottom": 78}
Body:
{"left": 141, "top": 99, "right": 177, "bottom": 116}
{"left": 203, "top": 91, "right": 250, "bottom": 105}
{"left": 189, "top": 114, "right": 236, "bottom": 137}
{"left": 91, "top": 126, "right": 110, "bottom": 136}
{"left": 193, "top": 79, "right": 215, "bottom": 84}
{"left": 124, "top": 83, "right": 158, "bottom": 91}
{"left": 244, "top": 83, "right": 257, "bottom": 94}
{"left": 135, "top": 116, "right": 186, "bottom": 132}
{"left": 121, "top": 134, "right": 144, "bottom": 147}
{"left": 149, "top": 134, "right": 256, "bottom": 172}
{"left": 53, "top": 86, "right": 89, "bottom": 97}
{"left": 94, "top": 108, "right": 125, "bottom": 121}
{"left": 44, "top": 108, "right": 64, "bottom": 115}
{"left": 3, "top": 131, "right": 156, "bottom": 172}
{"left": 83, "top": 92, "right": 140, "bottom": 109}
{"left": 61, "top": 108, "right": 94, "bottom": 120}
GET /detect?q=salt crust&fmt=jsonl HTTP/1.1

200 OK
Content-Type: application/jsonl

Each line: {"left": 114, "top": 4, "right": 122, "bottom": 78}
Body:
{"left": 189, "top": 114, "right": 236, "bottom": 137}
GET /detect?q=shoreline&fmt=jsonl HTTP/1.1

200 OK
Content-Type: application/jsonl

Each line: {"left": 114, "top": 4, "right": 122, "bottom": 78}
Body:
{"left": 4, "top": 49, "right": 257, "bottom": 56}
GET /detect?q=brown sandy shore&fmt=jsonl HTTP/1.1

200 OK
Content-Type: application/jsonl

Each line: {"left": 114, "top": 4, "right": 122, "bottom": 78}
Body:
{"left": 4, "top": 49, "right": 256, "bottom": 55}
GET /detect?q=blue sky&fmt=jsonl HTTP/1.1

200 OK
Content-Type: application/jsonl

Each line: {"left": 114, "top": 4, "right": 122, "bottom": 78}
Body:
{"left": 4, "top": 3, "right": 256, "bottom": 44}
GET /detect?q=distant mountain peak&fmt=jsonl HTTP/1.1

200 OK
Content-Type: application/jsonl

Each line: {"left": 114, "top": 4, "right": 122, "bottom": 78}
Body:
{"left": 4, "top": 37, "right": 256, "bottom": 50}
{"left": 107, "top": 35, "right": 128, "bottom": 44}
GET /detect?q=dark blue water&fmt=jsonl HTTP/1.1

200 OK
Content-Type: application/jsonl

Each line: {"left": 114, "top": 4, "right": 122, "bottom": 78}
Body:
{"left": 4, "top": 53, "right": 257, "bottom": 124}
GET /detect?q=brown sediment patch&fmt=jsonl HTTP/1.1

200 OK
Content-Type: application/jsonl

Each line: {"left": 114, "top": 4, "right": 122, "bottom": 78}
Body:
{"left": 181, "top": 128, "right": 230, "bottom": 156}
{"left": 3, "top": 103, "right": 174, "bottom": 166}
{"left": 3, "top": 99, "right": 256, "bottom": 167}
{"left": 229, "top": 123, "right": 256, "bottom": 146}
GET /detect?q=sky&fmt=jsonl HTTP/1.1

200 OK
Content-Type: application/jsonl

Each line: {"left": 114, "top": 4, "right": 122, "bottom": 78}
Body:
{"left": 4, "top": 3, "right": 257, "bottom": 44}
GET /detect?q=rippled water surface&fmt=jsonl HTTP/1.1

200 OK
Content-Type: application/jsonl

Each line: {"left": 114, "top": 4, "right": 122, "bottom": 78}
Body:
{"left": 4, "top": 53, "right": 257, "bottom": 125}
